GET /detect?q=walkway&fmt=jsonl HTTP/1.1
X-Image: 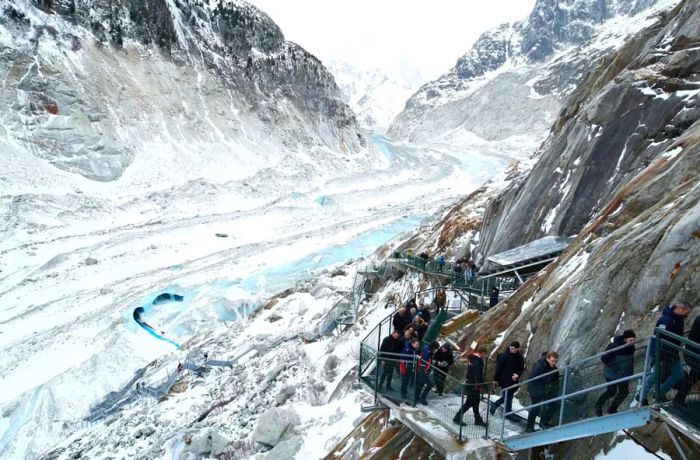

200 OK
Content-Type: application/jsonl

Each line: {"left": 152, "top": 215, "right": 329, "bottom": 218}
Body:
{"left": 358, "top": 314, "right": 700, "bottom": 456}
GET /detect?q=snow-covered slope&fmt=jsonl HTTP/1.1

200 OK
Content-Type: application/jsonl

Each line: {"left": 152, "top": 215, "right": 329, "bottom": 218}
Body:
{"left": 388, "top": 0, "right": 678, "bottom": 148}
{"left": 326, "top": 60, "right": 424, "bottom": 129}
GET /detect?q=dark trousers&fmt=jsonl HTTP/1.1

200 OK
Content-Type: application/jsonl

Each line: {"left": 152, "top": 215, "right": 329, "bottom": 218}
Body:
{"left": 379, "top": 361, "right": 397, "bottom": 388}
{"left": 456, "top": 388, "right": 483, "bottom": 422}
{"left": 595, "top": 377, "right": 629, "bottom": 412}
{"left": 492, "top": 385, "right": 516, "bottom": 412}
{"left": 674, "top": 364, "right": 700, "bottom": 403}
{"left": 400, "top": 366, "right": 414, "bottom": 398}
{"left": 527, "top": 394, "right": 556, "bottom": 429}
{"left": 416, "top": 371, "right": 432, "bottom": 400}
{"left": 435, "top": 366, "right": 449, "bottom": 394}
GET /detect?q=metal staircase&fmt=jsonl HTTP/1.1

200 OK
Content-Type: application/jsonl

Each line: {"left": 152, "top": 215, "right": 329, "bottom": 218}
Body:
{"left": 357, "top": 312, "right": 700, "bottom": 456}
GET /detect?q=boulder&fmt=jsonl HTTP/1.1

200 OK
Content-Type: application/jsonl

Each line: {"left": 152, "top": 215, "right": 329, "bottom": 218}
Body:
{"left": 251, "top": 407, "right": 299, "bottom": 447}
{"left": 189, "top": 429, "right": 231, "bottom": 457}
{"left": 253, "top": 436, "right": 302, "bottom": 460}
{"left": 84, "top": 257, "right": 98, "bottom": 265}
{"left": 274, "top": 385, "right": 296, "bottom": 406}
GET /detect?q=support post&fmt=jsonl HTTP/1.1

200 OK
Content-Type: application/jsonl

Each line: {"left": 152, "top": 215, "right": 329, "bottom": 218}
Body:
{"left": 558, "top": 367, "right": 569, "bottom": 426}
{"left": 664, "top": 423, "right": 689, "bottom": 460}
{"left": 655, "top": 330, "right": 661, "bottom": 403}
{"left": 501, "top": 387, "right": 509, "bottom": 440}
{"left": 639, "top": 339, "right": 652, "bottom": 404}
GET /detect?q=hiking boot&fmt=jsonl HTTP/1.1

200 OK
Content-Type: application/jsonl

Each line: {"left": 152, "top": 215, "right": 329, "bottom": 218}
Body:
{"left": 595, "top": 406, "right": 603, "bottom": 417}
{"left": 607, "top": 407, "right": 618, "bottom": 415}
{"left": 475, "top": 418, "right": 487, "bottom": 427}
{"left": 420, "top": 398, "right": 428, "bottom": 405}
{"left": 453, "top": 415, "right": 467, "bottom": 426}
{"left": 489, "top": 405, "right": 497, "bottom": 416}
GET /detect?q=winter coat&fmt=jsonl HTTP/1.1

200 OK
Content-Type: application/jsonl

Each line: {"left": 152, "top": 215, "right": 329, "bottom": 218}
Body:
{"left": 392, "top": 311, "right": 413, "bottom": 334}
{"left": 413, "top": 322, "right": 428, "bottom": 340}
{"left": 489, "top": 288, "right": 500, "bottom": 307}
{"left": 465, "top": 354, "right": 485, "bottom": 387}
{"left": 417, "top": 346, "right": 432, "bottom": 374}
{"left": 601, "top": 335, "right": 635, "bottom": 380}
{"left": 400, "top": 344, "right": 420, "bottom": 375}
{"left": 527, "top": 356, "right": 559, "bottom": 400}
{"left": 433, "top": 292, "right": 446, "bottom": 309}
{"left": 650, "top": 305, "right": 687, "bottom": 361}
{"left": 416, "top": 307, "right": 431, "bottom": 323}
{"left": 685, "top": 316, "right": 700, "bottom": 370}
{"left": 493, "top": 351, "right": 525, "bottom": 388}
{"left": 380, "top": 334, "right": 404, "bottom": 357}
{"left": 433, "top": 345, "right": 454, "bottom": 370}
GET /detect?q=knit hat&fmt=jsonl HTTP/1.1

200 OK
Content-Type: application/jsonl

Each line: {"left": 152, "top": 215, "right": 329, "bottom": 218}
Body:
{"left": 622, "top": 330, "right": 636, "bottom": 340}
{"left": 510, "top": 340, "right": 521, "bottom": 348}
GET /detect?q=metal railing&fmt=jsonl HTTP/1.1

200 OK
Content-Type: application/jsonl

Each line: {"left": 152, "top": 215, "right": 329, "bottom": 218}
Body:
{"left": 361, "top": 321, "right": 700, "bottom": 449}
{"left": 359, "top": 347, "right": 497, "bottom": 442}
{"left": 653, "top": 329, "right": 700, "bottom": 431}
{"left": 499, "top": 337, "right": 653, "bottom": 440}
{"left": 390, "top": 251, "right": 520, "bottom": 311}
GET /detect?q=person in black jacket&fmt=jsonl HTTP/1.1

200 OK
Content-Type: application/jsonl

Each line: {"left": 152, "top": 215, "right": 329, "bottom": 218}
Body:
{"left": 526, "top": 351, "right": 560, "bottom": 431}
{"left": 379, "top": 330, "right": 404, "bottom": 390}
{"left": 595, "top": 330, "right": 636, "bottom": 416}
{"left": 453, "top": 345, "right": 487, "bottom": 427}
{"left": 639, "top": 302, "right": 693, "bottom": 404}
{"left": 416, "top": 302, "right": 431, "bottom": 324}
{"left": 489, "top": 287, "right": 500, "bottom": 308}
{"left": 433, "top": 343, "right": 455, "bottom": 395}
{"left": 412, "top": 317, "right": 428, "bottom": 341}
{"left": 392, "top": 307, "right": 412, "bottom": 335}
{"left": 674, "top": 314, "right": 700, "bottom": 405}
{"left": 490, "top": 341, "right": 525, "bottom": 416}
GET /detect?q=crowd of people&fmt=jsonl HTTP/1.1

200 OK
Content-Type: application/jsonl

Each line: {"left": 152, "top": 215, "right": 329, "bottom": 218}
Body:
{"left": 376, "top": 299, "right": 698, "bottom": 433}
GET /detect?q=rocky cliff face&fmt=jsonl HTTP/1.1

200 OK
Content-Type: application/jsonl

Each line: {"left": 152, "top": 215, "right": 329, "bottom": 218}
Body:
{"left": 387, "top": 0, "right": 673, "bottom": 147}
{"left": 475, "top": 0, "right": 700, "bottom": 260}
{"left": 378, "top": 0, "right": 699, "bottom": 455}
{"left": 0, "top": 0, "right": 362, "bottom": 182}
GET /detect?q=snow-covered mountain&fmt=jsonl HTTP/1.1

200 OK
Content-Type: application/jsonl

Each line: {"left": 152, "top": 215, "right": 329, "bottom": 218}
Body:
{"left": 0, "top": 0, "right": 364, "bottom": 186}
{"left": 0, "top": 2, "right": 528, "bottom": 459}
{"left": 326, "top": 60, "right": 424, "bottom": 129}
{"left": 388, "top": 0, "right": 677, "bottom": 147}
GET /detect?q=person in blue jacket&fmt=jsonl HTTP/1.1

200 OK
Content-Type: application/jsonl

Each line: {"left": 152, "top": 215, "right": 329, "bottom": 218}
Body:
{"left": 415, "top": 342, "right": 439, "bottom": 405}
{"left": 639, "top": 302, "right": 693, "bottom": 404}
{"left": 400, "top": 339, "right": 421, "bottom": 399}
{"left": 674, "top": 313, "right": 700, "bottom": 404}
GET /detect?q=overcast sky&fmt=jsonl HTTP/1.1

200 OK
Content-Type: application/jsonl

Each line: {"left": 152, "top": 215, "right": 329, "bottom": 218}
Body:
{"left": 249, "top": 0, "right": 537, "bottom": 80}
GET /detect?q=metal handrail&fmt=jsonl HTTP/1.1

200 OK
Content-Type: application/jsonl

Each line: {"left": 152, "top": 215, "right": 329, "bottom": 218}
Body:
{"left": 499, "top": 337, "right": 653, "bottom": 440}
{"left": 509, "top": 337, "right": 652, "bottom": 391}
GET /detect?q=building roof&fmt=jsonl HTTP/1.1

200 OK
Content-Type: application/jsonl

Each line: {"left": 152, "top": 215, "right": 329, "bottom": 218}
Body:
{"left": 480, "top": 236, "right": 574, "bottom": 278}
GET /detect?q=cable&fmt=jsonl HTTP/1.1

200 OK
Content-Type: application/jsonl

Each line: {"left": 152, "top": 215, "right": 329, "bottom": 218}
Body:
{"left": 622, "top": 429, "right": 666, "bottom": 460}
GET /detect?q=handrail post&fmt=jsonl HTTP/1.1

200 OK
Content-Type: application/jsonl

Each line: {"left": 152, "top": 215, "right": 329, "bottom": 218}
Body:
{"left": 639, "top": 339, "right": 652, "bottom": 406}
{"left": 413, "top": 355, "right": 419, "bottom": 406}
{"left": 655, "top": 329, "right": 661, "bottom": 404}
{"left": 558, "top": 367, "right": 569, "bottom": 426}
{"left": 485, "top": 383, "right": 492, "bottom": 439}
{"left": 501, "top": 387, "right": 508, "bottom": 440}
{"left": 459, "top": 382, "right": 466, "bottom": 442}
{"left": 374, "top": 350, "right": 380, "bottom": 405}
